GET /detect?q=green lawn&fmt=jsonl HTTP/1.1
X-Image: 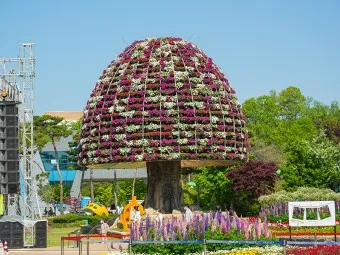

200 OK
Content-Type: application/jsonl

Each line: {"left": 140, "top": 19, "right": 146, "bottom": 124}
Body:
{"left": 48, "top": 227, "right": 79, "bottom": 247}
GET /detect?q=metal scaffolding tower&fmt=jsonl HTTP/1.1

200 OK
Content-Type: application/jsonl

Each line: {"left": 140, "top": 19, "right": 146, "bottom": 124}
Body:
{"left": 0, "top": 43, "right": 36, "bottom": 247}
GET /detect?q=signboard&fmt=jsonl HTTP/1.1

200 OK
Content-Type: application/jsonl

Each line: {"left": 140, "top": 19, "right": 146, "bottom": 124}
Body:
{"left": 288, "top": 201, "right": 336, "bottom": 227}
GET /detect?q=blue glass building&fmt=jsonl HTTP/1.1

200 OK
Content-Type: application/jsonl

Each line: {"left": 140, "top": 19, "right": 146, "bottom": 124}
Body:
{"left": 39, "top": 151, "right": 76, "bottom": 185}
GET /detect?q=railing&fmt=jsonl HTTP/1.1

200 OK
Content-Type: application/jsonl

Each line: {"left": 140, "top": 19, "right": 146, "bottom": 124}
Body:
{"left": 61, "top": 235, "right": 340, "bottom": 255}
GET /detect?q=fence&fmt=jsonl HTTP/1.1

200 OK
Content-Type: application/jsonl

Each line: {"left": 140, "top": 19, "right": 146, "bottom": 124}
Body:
{"left": 61, "top": 235, "right": 340, "bottom": 255}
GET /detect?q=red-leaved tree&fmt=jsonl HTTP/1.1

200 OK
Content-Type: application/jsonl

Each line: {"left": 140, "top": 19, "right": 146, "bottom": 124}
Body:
{"left": 226, "top": 160, "right": 279, "bottom": 199}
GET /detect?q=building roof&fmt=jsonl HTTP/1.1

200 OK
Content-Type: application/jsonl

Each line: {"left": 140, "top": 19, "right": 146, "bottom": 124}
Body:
{"left": 44, "top": 111, "right": 82, "bottom": 121}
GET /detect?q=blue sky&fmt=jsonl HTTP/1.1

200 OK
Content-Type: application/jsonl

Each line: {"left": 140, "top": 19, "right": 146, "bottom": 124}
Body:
{"left": 1, "top": 1, "right": 339, "bottom": 115}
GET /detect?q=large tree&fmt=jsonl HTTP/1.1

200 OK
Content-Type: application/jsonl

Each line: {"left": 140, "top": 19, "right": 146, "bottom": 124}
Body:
{"left": 243, "top": 86, "right": 317, "bottom": 149}
{"left": 281, "top": 132, "right": 340, "bottom": 191}
{"left": 194, "top": 166, "right": 233, "bottom": 210}
{"left": 77, "top": 37, "right": 249, "bottom": 213}
{"left": 34, "top": 115, "right": 72, "bottom": 214}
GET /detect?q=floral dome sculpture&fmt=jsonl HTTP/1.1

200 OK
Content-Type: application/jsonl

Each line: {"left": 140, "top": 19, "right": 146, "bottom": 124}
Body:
{"left": 79, "top": 37, "right": 249, "bottom": 212}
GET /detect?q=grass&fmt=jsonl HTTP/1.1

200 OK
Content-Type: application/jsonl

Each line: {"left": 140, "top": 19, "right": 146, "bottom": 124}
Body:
{"left": 48, "top": 227, "right": 79, "bottom": 247}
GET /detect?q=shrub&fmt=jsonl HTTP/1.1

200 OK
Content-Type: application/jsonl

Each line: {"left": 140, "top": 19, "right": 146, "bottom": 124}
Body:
{"left": 49, "top": 213, "right": 111, "bottom": 227}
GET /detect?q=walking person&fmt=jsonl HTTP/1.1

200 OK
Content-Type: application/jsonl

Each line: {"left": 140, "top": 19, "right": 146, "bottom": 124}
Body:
{"left": 184, "top": 206, "right": 193, "bottom": 223}
{"left": 100, "top": 220, "right": 109, "bottom": 243}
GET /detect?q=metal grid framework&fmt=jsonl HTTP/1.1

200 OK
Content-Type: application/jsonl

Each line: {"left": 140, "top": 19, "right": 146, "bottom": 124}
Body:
{"left": 0, "top": 43, "right": 35, "bottom": 247}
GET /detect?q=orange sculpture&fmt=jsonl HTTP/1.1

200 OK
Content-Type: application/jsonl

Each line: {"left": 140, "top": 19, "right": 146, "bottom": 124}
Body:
{"left": 120, "top": 196, "right": 144, "bottom": 231}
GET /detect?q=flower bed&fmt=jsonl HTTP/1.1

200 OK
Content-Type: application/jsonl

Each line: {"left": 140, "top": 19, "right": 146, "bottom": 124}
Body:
{"left": 287, "top": 245, "right": 340, "bottom": 255}
{"left": 130, "top": 212, "right": 274, "bottom": 254}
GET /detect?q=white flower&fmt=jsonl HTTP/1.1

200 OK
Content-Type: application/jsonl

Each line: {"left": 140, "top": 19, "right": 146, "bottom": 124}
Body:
{"left": 212, "top": 146, "right": 219, "bottom": 152}
{"left": 126, "top": 141, "right": 133, "bottom": 147}
{"left": 184, "top": 102, "right": 194, "bottom": 108}
{"left": 174, "top": 71, "right": 188, "bottom": 80}
{"left": 190, "top": 77, "right": 203, "bottom": 84}
{"left": 80, "top": 137, "right": 89, "bottom": 144}
{"left": 215, "top": 132, "right": 226, "bottom": 138}
{"left": 171, "top": 153, "right": 180, "bottom": 159}
{"left": 186, "top": 66, "right": 195, "bottom": 72}
{"left": 102, "top": 77, "right": 111, "bottom": 82}
{"left": 146, "top": 90, "right": 157, "bottom": 96}
{"left": 164, "top": 102, "right": 176, "bottom": 109}
{"left": 90, "top": 128, "right": 97, "bottom": 135}
{"left": 101, "top": 135, "right": 110, "bottom": 141}
{"left": 211, "top": 96, "right": 219, "bottom": 103}
{"left": 119, "top": 110, "right": 135, "bottom": 118}
{"left": 211, "top": 116, "right": 219, "bottom": 124}
{"left": 115, "top": 134, "right": 126, "bottom": 141}
{"left": 146, "top": 78, "right": 156, "bottom": 83}
{"left": 115, "top": 105, "right": 125, "bottom": 112}
{"left": 198, "top": 138, "right": 208, "bottom": 145}
{"left": 116, "top": 126, "right": 123, "bottom": 132}
{"left": 89, "top": 102, "right": 96, "bottom": 109}
{"left": 167, "top": 109, "right": 177, "bottom": 116}
{"left": 145, "top": 123, "right": 161, "bottom": 131}
{"left": 146, "top": 96, "right": 160, "bottom": 103}
{"left": 119, "top": 147, "right": 131, "bottom": 155}
{"left": 131, "top": 79, "right": 141, "bottom": 85}
{"left": 135, "top": 154, "right": 144, "bottom": 161}
{"left": 163, "top": 65, "right": 173, "bottom": 72}
{"left": 90, "top": 143, "right": 97, "bottom": 149}
{"left": 191, "top": 56, "right": 199, "bottom": 64}
{"left": 225, "top": 146, "right": 233, "bottom": 152}
{"left": 121, "top": 98, "right": 128, "bottom": 104}
{"left": 188, "top": 145, "right": 198, "bottom": 151}
{"left": 172, "top": 131, "right": 179, "bottom": 137}
{"left": 159, "top": 146, "right": 172, "bottom": 153}
{"left": 177, "top": 138, "right": 188, "bottom": 145}
{"left": 146, "top": 147, "right": 154, "bottom": 154}
{"left": 194, "top": 102, "right": 205, "bottom": 109}
{"left": 108, "top": 106, "right": 114, "bottom": 113}
{"left": 175, "top": 82, "right": 183, "bottom": 89}
{"left": 174, "top": 123, "right": 189, "bottom": 130}
{"left": 225, "top": 118, "right": 233, "bottom": 123}
{"left": 125, "top": 125, "right": 141, "bottom": 132}
{"left": 183, "top": 131, "right": 194, "bottom": 138}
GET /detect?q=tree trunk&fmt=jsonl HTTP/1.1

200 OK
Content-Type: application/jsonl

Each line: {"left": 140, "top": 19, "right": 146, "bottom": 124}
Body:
{"left": 113, "top": 169, "right": 118, "bottom": 209}
{"left": 132, "top": 168, "right": 137, "bottom": 198}
{"left": 52, "top": 137, "right": 64, "bottom": 215}
{"left": 90, "top": 169, "right": 94, "bottom": 202}
{"left": 144, "top": 161, "right": 183, "bottom": 213}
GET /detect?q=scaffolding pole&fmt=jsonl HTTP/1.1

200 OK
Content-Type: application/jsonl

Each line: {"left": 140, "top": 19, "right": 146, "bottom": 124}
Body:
{"left": 0, "top": 43, "right": 36, "bottom": 247}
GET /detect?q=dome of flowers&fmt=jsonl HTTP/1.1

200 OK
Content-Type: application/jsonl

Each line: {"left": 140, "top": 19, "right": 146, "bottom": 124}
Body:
{"left": 79, "top": 37, "right": 249, "bottom": 168}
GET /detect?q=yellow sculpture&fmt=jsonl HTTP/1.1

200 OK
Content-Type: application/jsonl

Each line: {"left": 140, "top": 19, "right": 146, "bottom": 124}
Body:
{"left": 120, "top": 196, "right": 144, "bottom": 231}
{"left": 81, "top": 202, "right": 109, "bottom": 216}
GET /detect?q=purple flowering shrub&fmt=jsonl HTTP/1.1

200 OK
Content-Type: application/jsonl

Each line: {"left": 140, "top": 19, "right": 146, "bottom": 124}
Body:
{"left": 131, "top": 211, "right": 273, "bottom": 254}
{"left": 78, "top": 37, "right": 249, "bottom": 166}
